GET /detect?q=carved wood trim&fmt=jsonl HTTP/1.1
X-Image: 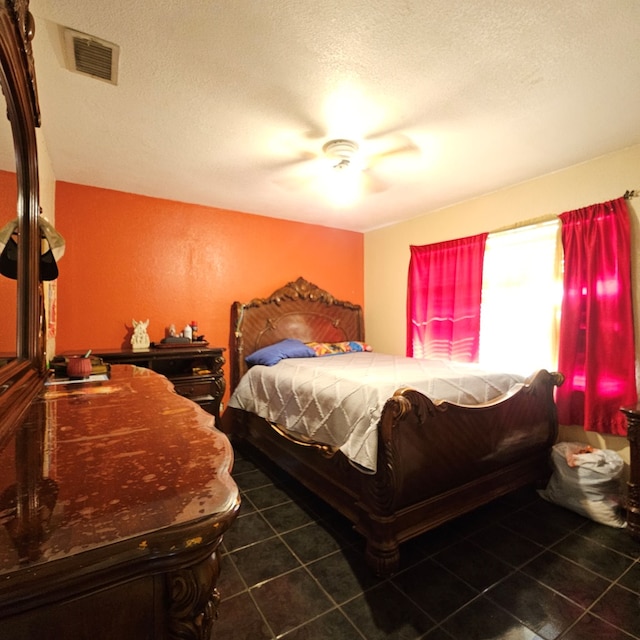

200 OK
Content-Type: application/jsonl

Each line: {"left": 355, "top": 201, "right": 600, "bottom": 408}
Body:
{"left": 267, "top": 420, "right": 338, "bottom": 457}
{"left": 5, "top": 0, "right": 38, "bottom": 125}
{"left": 0, "top": 0, "right": 44, "bottom": 443}
{"left": 243, "top": 276, "right": 360, "bottom": 309}
{"left": 620, "top": 406, "right": 640, "bottom": 540}
{"left": 230, "top": 277, "right": 364, "bottom": 389}
{"left": 167, "top": 552, "right": 221, "bottom": 640}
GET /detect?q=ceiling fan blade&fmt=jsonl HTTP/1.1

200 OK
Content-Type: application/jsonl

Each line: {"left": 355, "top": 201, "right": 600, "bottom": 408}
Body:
{"left": 267, "top": 116, "right": 421, "bottom": 200}
{"left": 368, "top": 139, "right": 420, "bottom": 165}
{"left": 361, "top": 169, "right": 389, "bottom": 194}
{"left": 273, "top": 171, "right": 319, "bottom": 193}
{"left": 253, "top": 84, "right": 328, "bottom": 141}
{"left": 263, "top": 150, "right": 317, "bottom": 171}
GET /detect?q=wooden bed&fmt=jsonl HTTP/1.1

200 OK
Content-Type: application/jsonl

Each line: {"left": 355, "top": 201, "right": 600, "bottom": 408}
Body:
{"left": 224, "top": 277, "right": 563, "bottom": 576}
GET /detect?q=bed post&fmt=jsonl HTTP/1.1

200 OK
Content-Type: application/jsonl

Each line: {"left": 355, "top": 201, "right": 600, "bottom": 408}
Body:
{"left": 230, "top": 301, "right": 245, "bottom": 391}
{"left": 357, "top": 393, "right": 413, "bottom": 575}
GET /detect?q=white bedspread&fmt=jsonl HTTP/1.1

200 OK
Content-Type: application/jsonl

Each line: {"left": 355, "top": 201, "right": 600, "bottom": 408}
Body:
{"left": 228, "top": 353, "right": 525, "bottom": 473}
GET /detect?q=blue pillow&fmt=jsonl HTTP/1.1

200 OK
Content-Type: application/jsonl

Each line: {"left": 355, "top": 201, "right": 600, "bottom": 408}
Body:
{"left": 245, "top": 339, "right": 316, "bottom": 366}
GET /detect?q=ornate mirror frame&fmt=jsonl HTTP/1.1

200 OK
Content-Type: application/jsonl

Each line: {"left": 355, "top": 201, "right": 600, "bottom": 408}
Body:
{"left": 0, "top": 0, "right": 45, "bottom": 443}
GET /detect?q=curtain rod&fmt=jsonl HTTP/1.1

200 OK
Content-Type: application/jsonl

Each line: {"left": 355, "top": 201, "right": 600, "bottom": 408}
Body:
{"left": 493, "top": 191, "right": 637, "bottom": 234}
{"left": 491, "top": 213, "right": 558, "bottom": 235}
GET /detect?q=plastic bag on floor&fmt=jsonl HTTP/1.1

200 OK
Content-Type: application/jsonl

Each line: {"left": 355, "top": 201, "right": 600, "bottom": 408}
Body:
{"left": 538, "top": 441, "right": 626, "bottom": 528}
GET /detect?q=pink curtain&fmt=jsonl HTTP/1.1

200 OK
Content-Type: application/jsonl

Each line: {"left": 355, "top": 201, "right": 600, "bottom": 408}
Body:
{"left": 556, "top": 197, "right": 637, "bottom": 436}
{"left": 407, "top": 233, "right": 487, "bottom": 361}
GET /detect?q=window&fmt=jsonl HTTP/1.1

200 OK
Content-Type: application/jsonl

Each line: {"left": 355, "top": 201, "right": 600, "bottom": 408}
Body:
{"left": 406, "top": 197, "right": 637, "bottom": 435}
{"left": 478, "top": 220, "right": 562, "bottom": 374}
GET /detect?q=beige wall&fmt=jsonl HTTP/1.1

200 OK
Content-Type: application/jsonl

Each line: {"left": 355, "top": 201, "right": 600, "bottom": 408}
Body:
{"left": 364, "top": 143, "right": 640, "bottom": 461}
{"left": 36, "top": 128, "right": 57, "bottom": 362}
{"left": 37, "top": 128, "right": 56, "bottom": 221}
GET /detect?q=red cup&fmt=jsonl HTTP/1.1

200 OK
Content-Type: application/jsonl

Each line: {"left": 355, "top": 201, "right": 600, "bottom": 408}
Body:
{"left": 67, "top": 356, "right": 92, "bottom": 379}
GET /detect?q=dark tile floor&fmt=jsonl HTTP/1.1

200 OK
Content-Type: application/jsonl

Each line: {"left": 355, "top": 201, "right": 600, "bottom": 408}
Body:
{"left": 214, "top": 444, "right": 640, "bottom": 640}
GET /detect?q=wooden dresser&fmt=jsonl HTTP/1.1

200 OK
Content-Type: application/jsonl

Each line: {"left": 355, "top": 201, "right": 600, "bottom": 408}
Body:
{"left": 0, "top": 365, "right": 239, "bottom": 640}
{"left": 621, "top": 404, "right": 640, "bottom": 540}
{"left": 59, "top": 346, "right": 226, "bottom": 422}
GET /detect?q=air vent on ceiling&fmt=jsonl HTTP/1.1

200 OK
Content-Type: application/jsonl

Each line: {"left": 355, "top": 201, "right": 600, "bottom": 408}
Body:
{"left": 63, "top": 28, "right": 119, "bottom": 85}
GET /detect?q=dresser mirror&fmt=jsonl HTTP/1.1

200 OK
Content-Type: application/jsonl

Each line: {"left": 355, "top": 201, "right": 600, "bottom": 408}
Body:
{"left": 0, "top": 0, "right": 46, "bottom": 444}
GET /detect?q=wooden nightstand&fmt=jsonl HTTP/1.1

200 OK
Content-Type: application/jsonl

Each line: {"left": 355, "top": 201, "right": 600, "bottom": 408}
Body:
{"left": 78, "top": 346, "right": 226, "bottom": 422}
{"left": 620, "top": 404, "right": 640, "bottom": 540}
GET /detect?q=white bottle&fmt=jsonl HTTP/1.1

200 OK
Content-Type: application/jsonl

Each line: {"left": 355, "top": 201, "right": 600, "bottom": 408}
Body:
{"left": 183, "top": 324, "right": 192, "bottom": 341}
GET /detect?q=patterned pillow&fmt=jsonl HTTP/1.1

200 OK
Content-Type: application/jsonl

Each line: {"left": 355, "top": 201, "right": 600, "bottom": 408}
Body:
{"left": 305, "top": 341, "right": 372, "bottom": 357}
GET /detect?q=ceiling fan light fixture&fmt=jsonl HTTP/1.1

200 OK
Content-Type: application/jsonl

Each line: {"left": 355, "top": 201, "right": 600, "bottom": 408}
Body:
{"left": 322, "top": 139, "right": 363, "bottom": 172}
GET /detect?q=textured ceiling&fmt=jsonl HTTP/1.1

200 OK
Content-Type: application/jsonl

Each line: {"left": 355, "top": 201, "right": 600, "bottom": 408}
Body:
{"left": 25, "top": 0, "right": 640, "bottom": 232}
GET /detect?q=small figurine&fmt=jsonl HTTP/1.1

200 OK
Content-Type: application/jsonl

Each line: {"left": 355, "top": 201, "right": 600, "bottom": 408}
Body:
{"left": 168, "top": 324, "right": 177, "bottom": 337}
{"left": 131, "top": 318, "right": 150, "bottom": 351}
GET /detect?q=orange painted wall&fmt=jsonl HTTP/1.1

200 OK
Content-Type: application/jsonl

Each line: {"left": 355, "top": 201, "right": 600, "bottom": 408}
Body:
{"left": 0, "top": 169, "right": 17, "bottom": 355}
{"left": 55, "top": 181, "right": 363, "bottom": 385}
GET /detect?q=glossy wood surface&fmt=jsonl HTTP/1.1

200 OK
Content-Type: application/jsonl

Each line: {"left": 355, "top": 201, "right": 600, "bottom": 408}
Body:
{"left": 89, "top": 346, "right": 226, "bottom": 421}
{"left": 0, "top": 365, "right": 239, "bottom": 638}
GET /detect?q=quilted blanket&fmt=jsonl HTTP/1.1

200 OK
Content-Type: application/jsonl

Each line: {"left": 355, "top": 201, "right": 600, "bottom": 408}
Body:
{"left": 228, "top": 353, "right": 525, "bottom": 473}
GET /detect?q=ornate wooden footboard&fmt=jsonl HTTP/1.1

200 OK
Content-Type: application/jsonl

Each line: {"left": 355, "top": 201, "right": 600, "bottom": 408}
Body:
{"left": 225, "top": 277, "right": 562, "bottom": 576}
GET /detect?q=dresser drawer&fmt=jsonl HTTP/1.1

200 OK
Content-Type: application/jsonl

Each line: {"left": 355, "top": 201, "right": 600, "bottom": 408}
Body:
{"left": 173, "top": 378, "right": 215, "bottom": 401}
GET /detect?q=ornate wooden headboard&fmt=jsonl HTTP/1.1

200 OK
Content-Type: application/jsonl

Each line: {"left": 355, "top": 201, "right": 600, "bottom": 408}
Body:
{"left": 230, "top": 277, "right": 364, "bottom": 389}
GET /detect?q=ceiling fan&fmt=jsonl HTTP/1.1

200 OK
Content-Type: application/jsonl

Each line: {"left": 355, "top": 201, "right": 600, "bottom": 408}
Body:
{"left": 322, "top": 139, "right": 364, "bottom": 171}
{"left": 274, "top": 131, "right": 421, "bottom": 201}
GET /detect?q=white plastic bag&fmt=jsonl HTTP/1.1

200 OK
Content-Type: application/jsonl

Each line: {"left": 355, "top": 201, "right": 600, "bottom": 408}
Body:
{"left": 539, "top": 441, "right": 626, "bottom": 528}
